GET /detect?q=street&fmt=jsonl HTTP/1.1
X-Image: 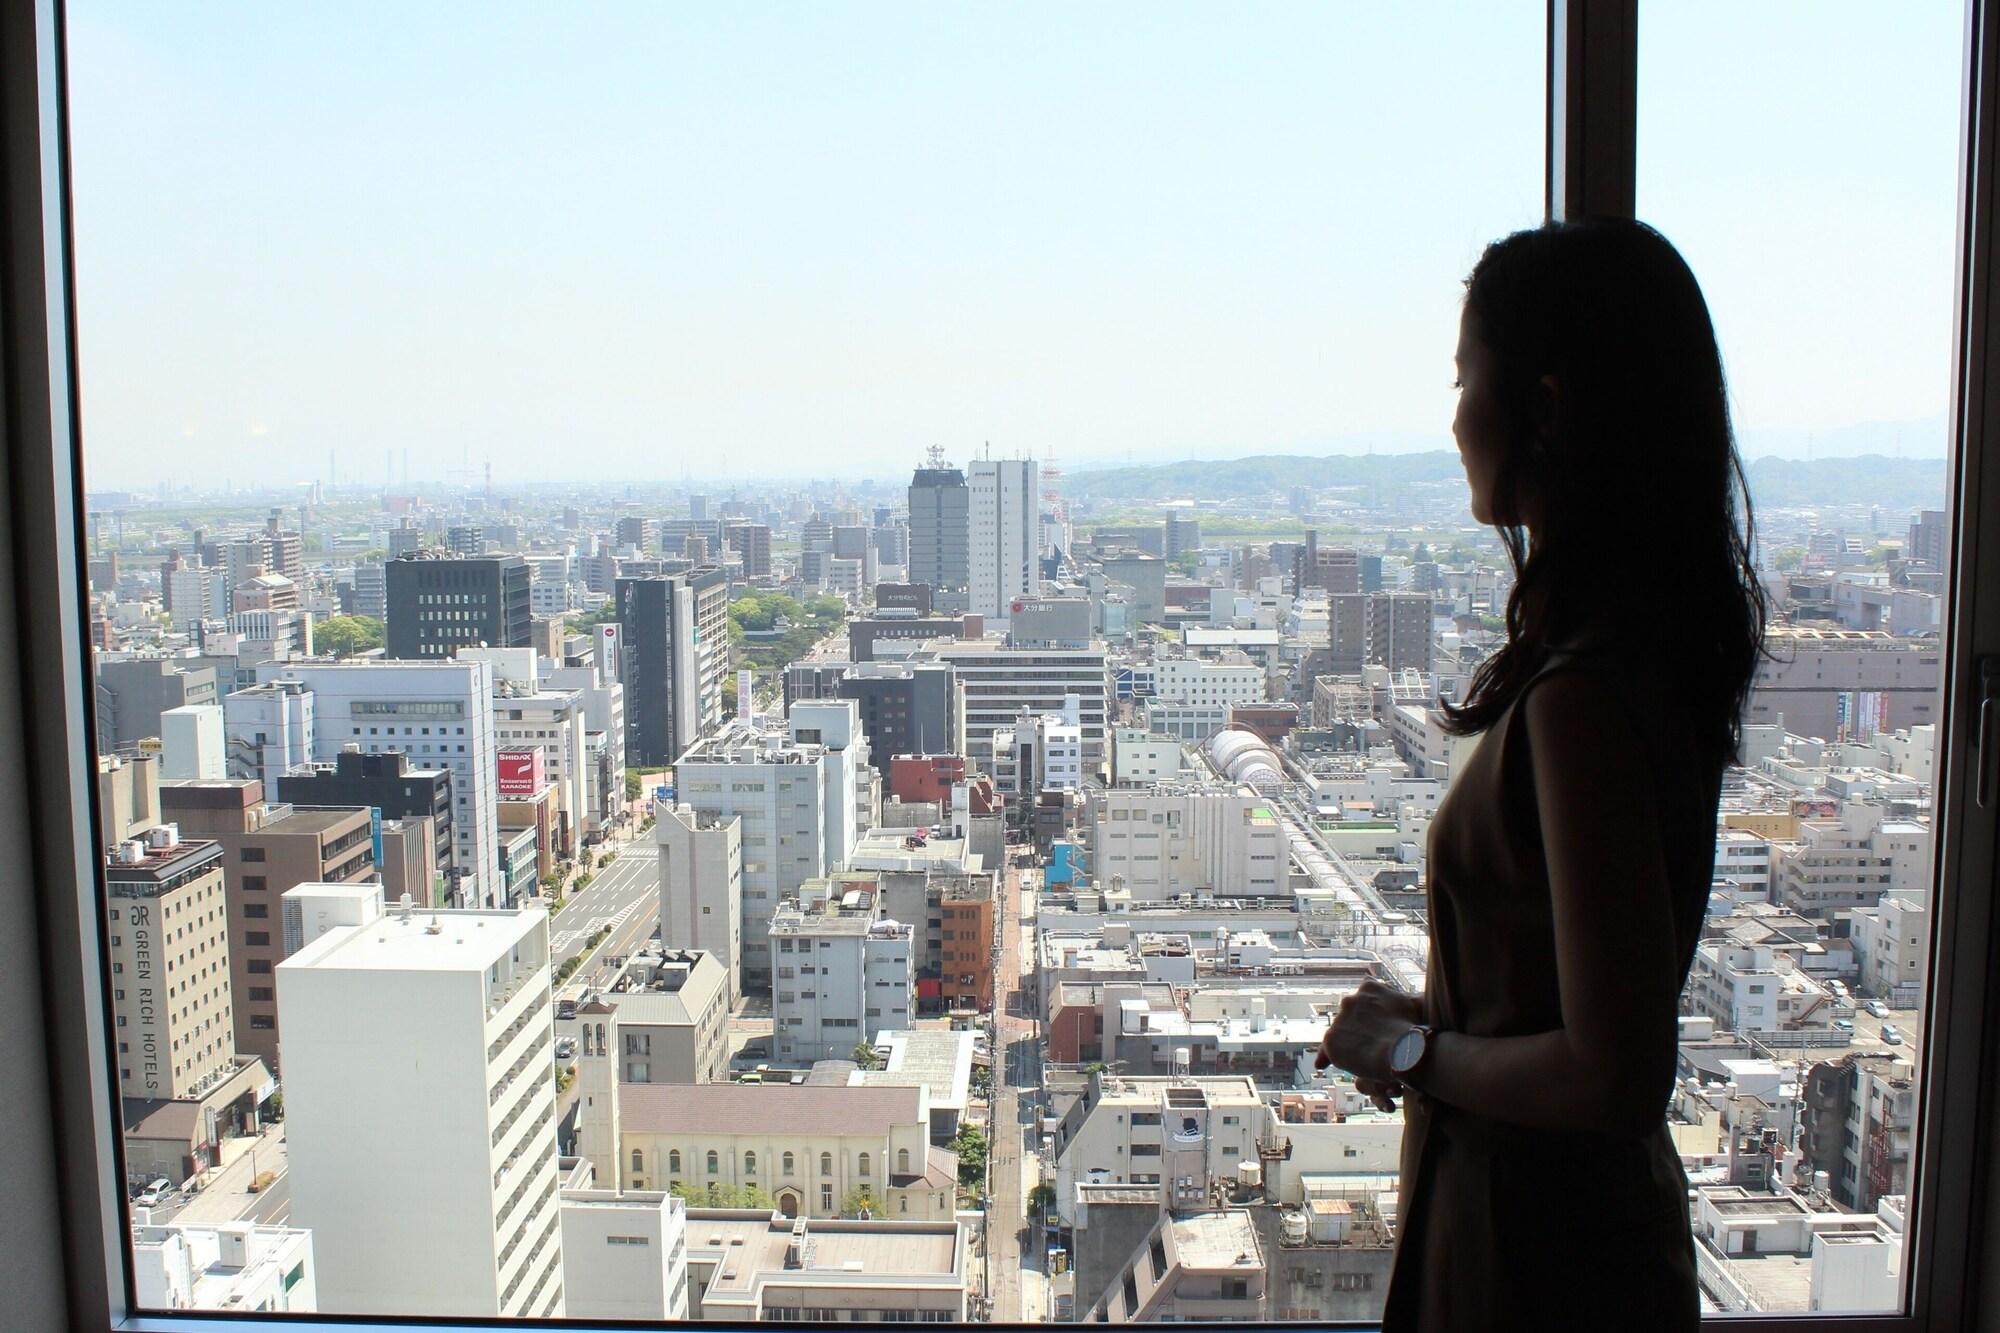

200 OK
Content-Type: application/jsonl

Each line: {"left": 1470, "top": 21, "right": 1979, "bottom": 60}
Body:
{"left": 987, "top": 858, "right": 1046, "bottom": 1323}
{"left": 550, "top": 840, "right": 661, "bottom": 977}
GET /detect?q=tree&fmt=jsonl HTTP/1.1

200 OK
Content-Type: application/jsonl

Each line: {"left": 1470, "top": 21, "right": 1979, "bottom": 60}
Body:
{"left": 1027, "top": 1182, "right": 1056, "bottom": 1213}
{"left": 852, "top": 1042, "right": 885, "bottom": 1071}
{"left": 670, "top": 1181, "right": 776, "bottom": 1210}
{"left": 840, "top": 1185, "right": 878, "bottom": 1218}
{"left": 315, "top": 614, "right": 383, "bottom": 657}
{"left": 625, "top": 769, "right": 643, "bottom": 802}
{"left": 806, "top": 594, "right": 846, "bottom": 620}
{"left": 953, "top": 1124, "right": 988, "bottom": 1191}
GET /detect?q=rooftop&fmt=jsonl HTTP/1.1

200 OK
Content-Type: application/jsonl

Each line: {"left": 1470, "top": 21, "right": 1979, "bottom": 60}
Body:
{"left": 851, "top": 1028, "right": 976, "bottom": 1112}
{"left": 279, "top": 906, "right": 544, "bottom": 973}
{"left": 619, "top": 1082, "right": 923, "bottom": 1137}
{"left": 684, "top": 1211, "right": 962, "bottom": 1297}
{"left": 1170, "top": 1210, "right": 1265, "bottom": 1271}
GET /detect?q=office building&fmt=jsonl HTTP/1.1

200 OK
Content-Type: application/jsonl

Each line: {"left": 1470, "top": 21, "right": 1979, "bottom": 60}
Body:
{"left": 223, "top": 679, "right": 317, "bottom": 798}
{"left": 923, "top": 637, "right": 1112, "bottom": 770}
{"left": 95, "top": 656, "right": 220, "bottom": 752}
{"left": 907, "top": 465, "right": 969, "bottom": 599}
{"left": 616, "top": 568, "right": 729, "bottom": 766}
{"left": 725, "top": 522, "right": 772, "bottom": 579}
{"left": 967, "top": 457, "right": 1038, "bottom": 619}
{"left": 673, "top": 722, "right": 840, "bottom": 992}
{"left": 657, "top": 805, "right": 744, "bottom": 1002}
{"left": 838, "top": 660, "right": 961, "bottom": 776}
{"left": 385, "top": 552, "right": 532, "bottom": 660}
{"left": 278, "top": 904, "right": 564, "bottom": 1318}
{"left": 275, "top": 748, "right": 454, "bottom": 887}
{"left": 257, "top": 660, "right": 497, "bottom": 904}
{"left": 160, "top": 704, "right": 225, "bottom": 780}
{"left": 1746, "top": 628, "right": 1943, "bottom": 740}
{"left": 1369, "top": 592, "right": 1434, "bottom": 674}
{"left": 1087, "top": 786, "right": 1288, "bottom": 901}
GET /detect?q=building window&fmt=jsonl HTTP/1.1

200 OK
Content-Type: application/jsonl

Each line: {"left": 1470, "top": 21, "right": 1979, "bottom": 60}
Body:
{"left": 669, "top": 1150, "right": 682, "bottom": 1174}
{"left": 820, "top": 1152, "right": 833, "bottom": 1178}
{"left": 631, "top": 1149, "right": 644, "bottom": 1174}
{"left": 744, "top": 1151, "right": 757, "bottom": 1175}
{"left": 898, "top": 1148, "right": 910, "bottom": 1175}
{"left": 707, "top": 1150, "right": 720, "bottom": 1174}
{"left": 782, "top": 1151, "right": 795, "bottom": 1176}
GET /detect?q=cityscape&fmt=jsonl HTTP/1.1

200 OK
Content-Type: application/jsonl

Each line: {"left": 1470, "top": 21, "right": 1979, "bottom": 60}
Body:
{"left": 89, "top": 446, "right": 1949, "bottom": 1320}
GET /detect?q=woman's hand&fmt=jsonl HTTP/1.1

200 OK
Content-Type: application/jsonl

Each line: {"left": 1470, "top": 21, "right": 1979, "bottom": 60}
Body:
{"left": 1316, "top": 980, "right": 1426, "bottom": 1085}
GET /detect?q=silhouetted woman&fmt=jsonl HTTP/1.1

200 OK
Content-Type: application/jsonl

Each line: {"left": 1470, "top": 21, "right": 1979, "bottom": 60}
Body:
{"left": 1317, "top": 218, "right": 1766, "bottom": 1331}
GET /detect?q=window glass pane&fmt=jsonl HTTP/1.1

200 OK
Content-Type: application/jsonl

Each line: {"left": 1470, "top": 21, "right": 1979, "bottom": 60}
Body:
{"left": 67, "top": 1, "right": 1542, "bottom": 1324}
{"left": 1639, "top": 1, "right": 1961, "bottom": 1315}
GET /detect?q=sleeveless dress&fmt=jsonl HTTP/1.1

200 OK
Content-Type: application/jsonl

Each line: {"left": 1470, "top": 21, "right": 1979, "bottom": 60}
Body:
{"left": 1379, "top": 647, "right": 1718, "bottom": 1331}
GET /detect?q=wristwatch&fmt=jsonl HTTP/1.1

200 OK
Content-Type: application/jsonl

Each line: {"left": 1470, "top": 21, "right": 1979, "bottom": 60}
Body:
{"left": 1389, "top": 1024, "right": 1435, "bottom": 1079}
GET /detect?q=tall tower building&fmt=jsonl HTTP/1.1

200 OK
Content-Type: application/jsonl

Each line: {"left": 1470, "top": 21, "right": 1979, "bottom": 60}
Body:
{"left": 907, "top": 462, "right": 969, "bottom": 597}
{"left": 615, "top": 568, "right": 729, "bottom": 766}
{"left": 278, "top": 903, "right": 564, "bottom": 1318}
{"left": 968, "top": 457, "right": 1038, "bottom": 619}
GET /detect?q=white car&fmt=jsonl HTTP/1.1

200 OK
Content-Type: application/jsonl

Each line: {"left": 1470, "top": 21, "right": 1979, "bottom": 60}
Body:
{"left": 1881, "top": 1025, "right": 1904, "bottom": 1045}
{"left": 1867, "top": 1000, "right": 1891, "bottom": 1019}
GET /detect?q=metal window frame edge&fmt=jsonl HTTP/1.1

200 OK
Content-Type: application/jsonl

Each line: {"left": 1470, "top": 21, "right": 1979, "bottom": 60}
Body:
{"left": 1, "top": 0, "right": 1992, "bottom": 1329}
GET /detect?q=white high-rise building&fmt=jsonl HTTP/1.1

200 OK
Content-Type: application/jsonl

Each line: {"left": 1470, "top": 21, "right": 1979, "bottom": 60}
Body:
{"left": 788, "top": 698, "right": 875, "bottom": 871}
{"left": 278, "top": 904, "right": 563, "bottom": 1318}
{"left": 967, "top": 458, "right": 1039, "bottom": 620}
{"left": 256, "top": 659, "right": 500, "bottom": 905}
{"left": 222, "top": 680, "right": 316, "bottom": 801}
{"left": 657, "top": 805, "right": 744, "bottom": 1003}
{"left": 673, "top": 721, "right": 833, "bottom": 993}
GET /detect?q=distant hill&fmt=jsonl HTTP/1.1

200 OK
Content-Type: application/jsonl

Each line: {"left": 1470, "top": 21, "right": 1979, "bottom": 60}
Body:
{"left": 1062, "top": 450, "right": 1949, "bottom": 513}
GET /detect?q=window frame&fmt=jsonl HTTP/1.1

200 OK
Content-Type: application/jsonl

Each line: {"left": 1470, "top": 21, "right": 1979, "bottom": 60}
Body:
{"left": 2, "top": 1, "right": 1998, "bottom": 1330}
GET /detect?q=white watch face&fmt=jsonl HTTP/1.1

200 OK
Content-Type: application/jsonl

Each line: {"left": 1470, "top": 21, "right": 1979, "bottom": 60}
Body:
{"left": 1391, "top": 1027, "right": 1426, "bottom": 1074}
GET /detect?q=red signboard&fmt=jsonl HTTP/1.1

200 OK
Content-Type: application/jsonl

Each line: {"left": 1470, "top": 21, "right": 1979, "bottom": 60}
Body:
{"left": 497, "top": 748, "right": 544, "bottom": 796}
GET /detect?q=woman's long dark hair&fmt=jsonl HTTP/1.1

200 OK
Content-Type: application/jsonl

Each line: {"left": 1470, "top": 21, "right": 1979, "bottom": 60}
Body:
{"left": 1438, "top": 219, "right": 1767, "bottom": 772}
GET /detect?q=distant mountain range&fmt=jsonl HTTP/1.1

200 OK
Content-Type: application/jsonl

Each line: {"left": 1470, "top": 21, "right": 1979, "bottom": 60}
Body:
{"left": 1060, "top": 450, "right": 1949, "bottom": 512}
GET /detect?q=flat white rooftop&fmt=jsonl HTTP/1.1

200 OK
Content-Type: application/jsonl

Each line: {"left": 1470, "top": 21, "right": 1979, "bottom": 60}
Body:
{"left": 282, "top": 907, "right": 542, "bottom": 972}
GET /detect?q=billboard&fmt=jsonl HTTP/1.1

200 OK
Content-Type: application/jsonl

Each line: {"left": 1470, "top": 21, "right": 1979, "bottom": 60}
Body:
{"left": 497, "top": 748, "right": 544, "bottom": 797}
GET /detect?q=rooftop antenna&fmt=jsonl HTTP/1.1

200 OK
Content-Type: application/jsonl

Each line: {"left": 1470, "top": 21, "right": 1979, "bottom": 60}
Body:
{"left": 925, "top": 444, "right": 948, "bottom": 468}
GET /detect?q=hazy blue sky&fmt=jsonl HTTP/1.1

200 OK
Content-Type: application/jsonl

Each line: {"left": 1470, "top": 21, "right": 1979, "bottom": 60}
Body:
{"left": 67, "top": 3, "right": 1959, "bottom": 488}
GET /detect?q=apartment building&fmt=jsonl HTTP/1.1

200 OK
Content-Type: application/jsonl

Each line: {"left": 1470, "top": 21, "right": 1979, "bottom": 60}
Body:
{"left": 1778, "top": 803, "right": 1932, "bottom": 917}
{"left": 557, "top": 1166, "right": 690, "bottom": 1322}
{"left": 1688, "top": 940, "right": 1843, "bottom": 1034}
{"left": 1851, "top": 895, "right": 1930, "bottom": 1003}
{"left": 278, "top": 904, "right": 563, "bottom": 1318}
{"left": 221, "top": 680, "right": 315, "bottom": 801}
{"left": 991, "top": 706, "right": 1086, "bottom": 800}
{"left": 771, "top": 893, "right": 914, "bottom": 1064}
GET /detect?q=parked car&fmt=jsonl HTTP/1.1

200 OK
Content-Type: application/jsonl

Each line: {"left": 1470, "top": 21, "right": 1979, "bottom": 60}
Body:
{"left": 1834, "top": 1019, "right": 1855, "bottom": 1031}
{"left": 1881, "top": 1025, "right": 1904, "bottom": 1045}
{"left": 555, "top": 999, "right": 578, "bottom": 1020}
{"left": 1867, "top": 1000, "right": 1891, "bottom": 1019}
{"left": 133, "top": 1179, "right": 170, "bottom": 1207}
{"left": 555, "top": 1036, "right": 576, "bottom": 1060}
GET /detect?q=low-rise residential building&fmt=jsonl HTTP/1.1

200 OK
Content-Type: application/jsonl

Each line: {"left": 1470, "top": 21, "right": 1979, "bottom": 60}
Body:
{"left": 1688, "top": 939, "right": 1844, "bottom": 1034}
{"left": 1850, "top": 895, "right": 1930, "bottom": 1004}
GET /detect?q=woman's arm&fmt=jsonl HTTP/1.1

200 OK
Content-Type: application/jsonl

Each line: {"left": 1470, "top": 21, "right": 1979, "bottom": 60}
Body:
{"left": 1322, "top": 670, "right": 1685, "bottom": 1139}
